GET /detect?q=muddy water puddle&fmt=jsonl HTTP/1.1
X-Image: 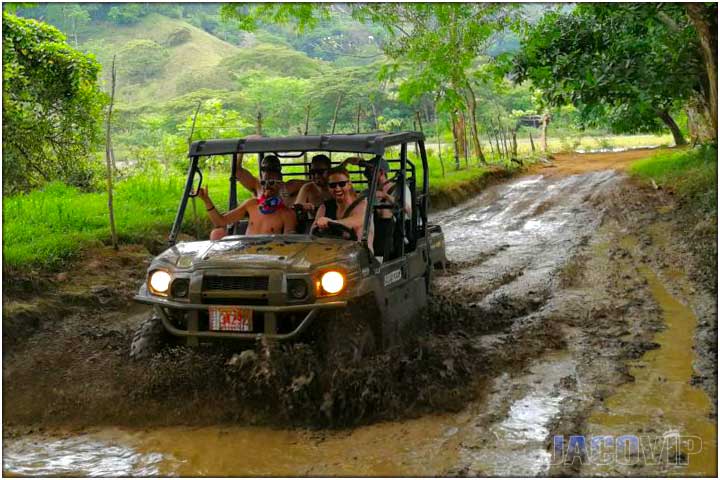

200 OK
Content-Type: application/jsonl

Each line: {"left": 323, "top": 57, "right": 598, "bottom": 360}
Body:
{"left": 3, "top": 351, "right": 575, "bottom": 477}
{"left": 582, "top": 235, "right": 717, "bottom": 476}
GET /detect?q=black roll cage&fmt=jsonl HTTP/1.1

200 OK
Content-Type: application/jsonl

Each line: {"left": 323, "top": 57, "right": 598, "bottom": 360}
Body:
{"left": 168, "top": 133, "right": 431, "bottom": 261}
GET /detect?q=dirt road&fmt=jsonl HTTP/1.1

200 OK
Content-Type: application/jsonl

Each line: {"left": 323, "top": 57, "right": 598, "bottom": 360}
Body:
{"left": 3, "top": 149, "right": 716, "bottom": 476}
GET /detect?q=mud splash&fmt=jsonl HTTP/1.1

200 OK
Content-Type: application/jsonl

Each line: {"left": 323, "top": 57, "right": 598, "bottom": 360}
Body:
{"left": 2, "top": 430, "right": 166, "bottom": 477}
{"left": 583, "top": 235, "right": 717, "bottom": 477}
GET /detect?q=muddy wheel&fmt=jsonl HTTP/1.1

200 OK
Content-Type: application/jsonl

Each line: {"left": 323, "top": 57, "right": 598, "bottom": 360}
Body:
{"left": 129, "top": 313, "right": 175, "bottom": 360}
{"left": 322, "top": 311, "right": 376, "bottom": 364}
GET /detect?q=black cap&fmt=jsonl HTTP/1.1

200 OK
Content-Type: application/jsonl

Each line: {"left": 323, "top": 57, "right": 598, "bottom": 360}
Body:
{"left": 261, "top": 155, "right": 281, "bottom": 172}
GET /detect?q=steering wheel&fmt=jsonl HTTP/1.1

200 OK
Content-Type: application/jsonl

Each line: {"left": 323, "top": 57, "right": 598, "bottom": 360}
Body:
{"left": 311, "top": 220, "right": 358, "bottom": 241}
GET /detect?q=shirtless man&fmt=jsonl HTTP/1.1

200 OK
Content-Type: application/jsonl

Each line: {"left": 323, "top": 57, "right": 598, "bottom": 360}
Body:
{"left": 196, "top": 170, "right": 297, "bottom": 239}
{"left": 294, "top": 154, "right": 332, "bottom": 211}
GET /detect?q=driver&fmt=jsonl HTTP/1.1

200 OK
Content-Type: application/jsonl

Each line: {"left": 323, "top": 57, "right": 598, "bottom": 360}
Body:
{"left": 195, "top": 169, "right": 297, "bottom": 239}
{"left": 312, "top": 166, "right": 372, "bottom": 247}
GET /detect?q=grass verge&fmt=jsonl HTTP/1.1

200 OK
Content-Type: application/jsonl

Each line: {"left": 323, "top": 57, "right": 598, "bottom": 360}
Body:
{"left": 629, "top": 144, "right": 717, "bottom": 291}
{"left": 2, "top": 172, "right": 249, "bottom": 272}
{"left": 629, "top": 145, "right": 717, "bottom": 214}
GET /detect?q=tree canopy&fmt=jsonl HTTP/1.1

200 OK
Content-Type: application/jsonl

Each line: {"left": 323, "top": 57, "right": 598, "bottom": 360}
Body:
{"left": 2, "top": 11, "right": 106, "bottom": 192}
{"left": 513, "top": 4, "right": 707, "bottom": 144}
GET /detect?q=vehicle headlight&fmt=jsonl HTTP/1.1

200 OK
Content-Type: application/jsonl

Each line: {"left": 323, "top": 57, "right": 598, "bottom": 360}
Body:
{"left": 149, "top": 270, "right": 172, "bottom": 295}
{"left": 320, "top": 270, "right": 345, "bottom": 295}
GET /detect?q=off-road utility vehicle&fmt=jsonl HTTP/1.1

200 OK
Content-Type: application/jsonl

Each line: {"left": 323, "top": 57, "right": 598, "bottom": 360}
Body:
{"left": 132, "top": 132, "right": 447, "bottom": 360}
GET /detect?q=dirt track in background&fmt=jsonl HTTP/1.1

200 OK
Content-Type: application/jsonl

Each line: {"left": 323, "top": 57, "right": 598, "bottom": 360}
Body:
{"left": 3, "top": 149, "right": 716, "bottom": 476}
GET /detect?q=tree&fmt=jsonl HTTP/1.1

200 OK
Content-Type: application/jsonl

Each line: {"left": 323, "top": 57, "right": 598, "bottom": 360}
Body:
{"left": 106, "top": 3, "right": 146, "bottom": 25}
{"left": 220, "top": 3, "right": 516, "bottom": 162}
{"left": 2, "top": 12, "right": 106, "bottom": 193}
{"left": 685, "top": 3, "right": 717, "bottom": 140}
{"left": 356, "top": 4, "right": 515, "bottom": 163}
{"left": 513, "top": 4, "right": 707, "bottom": 145}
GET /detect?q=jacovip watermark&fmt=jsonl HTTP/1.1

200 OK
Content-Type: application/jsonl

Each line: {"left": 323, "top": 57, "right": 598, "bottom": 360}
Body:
{"left": 552, "top": 434, "right": 704, "bottom": 466}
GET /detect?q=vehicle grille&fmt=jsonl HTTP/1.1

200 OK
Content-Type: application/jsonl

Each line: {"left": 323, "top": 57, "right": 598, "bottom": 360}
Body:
{"left": 202, "top": 275, "right": 269, "bottom": 291}
{"left": 202, "top": 297, "right": 269, "bottom": 306}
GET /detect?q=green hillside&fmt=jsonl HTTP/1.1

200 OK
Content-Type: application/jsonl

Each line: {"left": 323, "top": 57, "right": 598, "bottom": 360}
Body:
{"left": 79, "top": 14, "right": 242, "bottom": 104}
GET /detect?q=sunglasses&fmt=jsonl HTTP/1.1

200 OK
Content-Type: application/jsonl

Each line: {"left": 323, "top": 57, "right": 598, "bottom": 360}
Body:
{"left": 328, "top": 181, "right": 349, "bottom": 189}
{"left": 309, "top": 168, "right": 328, "bottom": 175}
{"left": 260, "top": 179, "right": 280, "bottom": 187}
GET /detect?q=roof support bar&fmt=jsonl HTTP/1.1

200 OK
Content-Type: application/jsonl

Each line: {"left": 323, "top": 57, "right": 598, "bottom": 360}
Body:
{"left": 169, "top": 155, "right": 199, "bottom": 246}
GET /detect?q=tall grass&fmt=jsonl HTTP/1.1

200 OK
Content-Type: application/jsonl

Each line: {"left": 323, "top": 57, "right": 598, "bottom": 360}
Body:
{"left": 2, "top": 172, "right": 248, "bottom": 270}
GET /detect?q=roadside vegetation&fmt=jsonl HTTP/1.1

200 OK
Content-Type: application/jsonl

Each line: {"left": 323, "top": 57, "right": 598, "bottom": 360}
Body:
{"left": 630, "top": 145, "right": 717, "bottom": 214}
{"left": 630, "top": 145, "right": 718, "bottom": 291}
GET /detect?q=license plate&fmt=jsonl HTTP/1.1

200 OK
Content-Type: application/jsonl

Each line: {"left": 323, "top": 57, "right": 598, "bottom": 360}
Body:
{"left": 208, "top": 306, "right": 253, "bottom": 332}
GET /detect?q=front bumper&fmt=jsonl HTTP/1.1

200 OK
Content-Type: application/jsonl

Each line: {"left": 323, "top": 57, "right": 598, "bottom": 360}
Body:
{"left": 135, "top": 295, "right": 347, "bottom": 341}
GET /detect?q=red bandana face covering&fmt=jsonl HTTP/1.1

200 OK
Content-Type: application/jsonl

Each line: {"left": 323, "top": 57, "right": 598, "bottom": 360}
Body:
{"left": 257, "top": 195, "right": 285, "bottom": 215}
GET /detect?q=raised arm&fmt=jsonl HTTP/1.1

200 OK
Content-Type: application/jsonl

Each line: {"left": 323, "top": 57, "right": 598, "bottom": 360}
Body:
{"left": 339, "top": 156, "right": 363, "bottom": 169}
{"left": 235, "top": 154, "right": 260, "bottom": 195}
{"left": 294, "top": 182, "right": 310, "bottom": 205}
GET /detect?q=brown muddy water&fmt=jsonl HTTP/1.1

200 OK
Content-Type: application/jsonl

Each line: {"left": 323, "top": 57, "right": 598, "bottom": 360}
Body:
{"left": 581, "top": 235, "right": 717, "bottom": 477}
{"left": 3, "top": 170, "right": 715, "bottom": 477}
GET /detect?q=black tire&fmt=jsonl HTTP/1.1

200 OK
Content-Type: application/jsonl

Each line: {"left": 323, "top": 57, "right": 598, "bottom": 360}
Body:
{"left": 129, "top": 313, "right": 175, "bottom": 360}
{"left": 320, "top": 296, "right": 380, "bottom": 364}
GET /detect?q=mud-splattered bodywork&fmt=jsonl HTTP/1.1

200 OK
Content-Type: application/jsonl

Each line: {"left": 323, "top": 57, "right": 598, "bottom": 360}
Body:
{"left": 135, "top": 232, "right": 446, "bottom": 346}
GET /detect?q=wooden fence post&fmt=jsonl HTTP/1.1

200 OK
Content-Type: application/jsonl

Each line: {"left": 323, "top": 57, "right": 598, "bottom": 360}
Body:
{"left": 434, "top": 103, "right": 445, "bottom": 178}
{"left": 104, "top": 55, "right": 119, "bottom": 251}
{"left": 356, "top": 103, "right": 362, "bottom": 133}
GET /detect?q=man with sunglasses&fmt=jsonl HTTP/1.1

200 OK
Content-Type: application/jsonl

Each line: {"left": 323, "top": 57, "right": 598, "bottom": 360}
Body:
{"left": 236, "top": 151, "right": 305, "bottom": 204}
{"left": 195, "top": 169, "right": 297, "bottom": 239}
{"left": 294, "top": 154, "right": 332, "bottom": 211}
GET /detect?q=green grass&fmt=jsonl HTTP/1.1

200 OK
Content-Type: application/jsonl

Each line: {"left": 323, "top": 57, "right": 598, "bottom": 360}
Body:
{"left": 629, "top": 145, "right": 717, "bottom": 213}
{"left": 2, "top": 172, "right": 249, "bottom": 270}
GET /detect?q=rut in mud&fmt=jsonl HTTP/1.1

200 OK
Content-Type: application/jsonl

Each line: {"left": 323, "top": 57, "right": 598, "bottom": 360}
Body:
{"left": 3, "top": 151, "right": 717, "bottom": 476}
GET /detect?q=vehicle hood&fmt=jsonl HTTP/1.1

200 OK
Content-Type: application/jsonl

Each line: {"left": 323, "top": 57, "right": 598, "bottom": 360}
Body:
{"left": 153, "top": 235, "right": 362, "bottom": 272}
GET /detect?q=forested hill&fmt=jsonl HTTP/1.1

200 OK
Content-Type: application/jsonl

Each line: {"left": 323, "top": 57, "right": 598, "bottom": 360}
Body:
{"left": 15, "top": 4, "right": 390, "bottom": 110}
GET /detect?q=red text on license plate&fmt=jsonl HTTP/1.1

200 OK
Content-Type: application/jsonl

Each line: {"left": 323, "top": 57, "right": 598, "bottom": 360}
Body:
{"left": 209, "top": 307, "right": 253, "bottom": 332}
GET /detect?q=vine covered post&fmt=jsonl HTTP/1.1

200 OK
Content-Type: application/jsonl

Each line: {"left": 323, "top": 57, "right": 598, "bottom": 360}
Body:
{"left": 329, "top": 92, "right": 343, "bottom": 160}
{"left": 104, "top": 55, "right": 118, "bottom": 251}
